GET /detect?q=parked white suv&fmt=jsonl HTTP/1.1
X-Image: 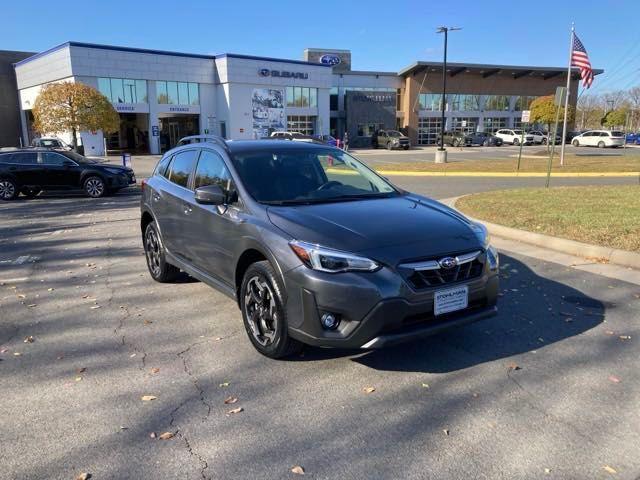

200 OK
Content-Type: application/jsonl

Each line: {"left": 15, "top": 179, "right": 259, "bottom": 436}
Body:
{"left": 571, "top": 130, "right": 625, "bottom": 148}
{"left": 269, "top": 131, "right": 315, "bottom": 143}
{"left": 495, "top": 129, "right": 534, "bottom": 145}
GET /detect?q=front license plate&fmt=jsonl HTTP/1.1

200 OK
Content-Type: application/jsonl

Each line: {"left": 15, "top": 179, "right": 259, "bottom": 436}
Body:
{"left": 434, "top": 285, "right": 469, "bottom": 316}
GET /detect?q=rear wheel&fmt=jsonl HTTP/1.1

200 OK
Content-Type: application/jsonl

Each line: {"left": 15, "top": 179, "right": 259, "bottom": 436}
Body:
{"left": 513, "top": 138, "right": 520, "bottom": 146}
{"left": 572, "top": 139, "right": 580, "bottom": 147}
{"left": 20, "top": 187, "right": 41, "bottom": 198}
{"left": 541, "top": 138, "right": 548, "bottom": 145}
{"left": 240, "top": 261, "right": 302, "bottom": 359}
{"left": 453, "top": 139, "right": 460, "bottom": 147}
{"left": 83, "top": 176, "right": 106, "bottom": 198}
{"left": 0, "top": 179, "right": 18, "bottom": 201}
{"left": 386, "top": 141, "right": 392, "bottom": 150}
{"left": 597, "top": 141, "right": 606, "bottom": 148}
{"left": 143, "top": 221, "right": 179, "bottom": 282}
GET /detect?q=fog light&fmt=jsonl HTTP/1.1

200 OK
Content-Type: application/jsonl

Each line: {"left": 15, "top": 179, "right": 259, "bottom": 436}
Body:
{"left": 321, "top": 313, "right": 339, "bottom": 330}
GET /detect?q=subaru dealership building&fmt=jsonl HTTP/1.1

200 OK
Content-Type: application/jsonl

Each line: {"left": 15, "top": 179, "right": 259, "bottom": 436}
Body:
{"left": 12, "top": 42, "right": 596, "bottom": 154}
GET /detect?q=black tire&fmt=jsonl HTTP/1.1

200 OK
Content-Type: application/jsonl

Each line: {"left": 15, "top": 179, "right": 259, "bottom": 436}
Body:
{"left": 386, "top": 142, "right": 392, "bottom": 150}
{"left": 403, "top": 146, "right": 409, "bottom": 150}
{"left": 240, "top": 260, "right": 302, "bottom": 359}
{"left": 20, "top": 187, "right": 41, "bottom": 198}
{"left": 0, "top": 178, "right": 19, "bottom": 201}
{"left": 597, "top": 141, "right": 605, "bottom": 148}
{"left": 453, "top": 139, "right": 460, "bottom": 147}
{"left": 143, "top": 221, "right": 179, "bottom": 283}
{"left": 513, "top": 138, "right": 520, "bottom": 146}
{"left": 83, "top": 176, "right": 106, "bottom": 198}
{"left": 483, "top": 140, "right": 489, "bottom": 147}
{"left": 541, "top": 138, "right": 548, "bottom": 145}
{"left": 572, "top": 139, "right": 580, "bottom": 147}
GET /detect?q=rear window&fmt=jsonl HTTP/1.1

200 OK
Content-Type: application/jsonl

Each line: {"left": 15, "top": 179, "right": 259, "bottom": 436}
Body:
{"left": 0, "top": 152, "right": 38, "bottom": 164}
{"left": 154, "top": 154, "right": 173, "bottom": 177}
{"left": 611, "top": 131, "right": 624, "bottom": 137}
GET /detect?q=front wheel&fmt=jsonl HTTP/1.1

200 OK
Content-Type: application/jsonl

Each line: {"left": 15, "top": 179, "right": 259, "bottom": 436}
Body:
{"left": 453, "top": 139, "right": 460, "bottom": 147}
{"left": 541, "top": 138, "right": 548, "bottom": 145}
{"left": 386, "top": 142, "right": 392, "bottom": 150}
{"left": 572, "top": 139, "right": 580, "bottom": 147}
{"left": 240, "top": 261, "right": 302, "bottom": 359}
{"left": 143, "top": 221, "right": 179, "bottom": 282}
{"left": 0, "top": 178, "right": 18, "bottom": 201}
{"left": 513, "top": 138, "right": 520, "bottom": 146}
{"left": 597, "top": 141, "right": 606, "bottom": 148}
{"left": 83, "top": 176, "right": 106, "bottom": 198}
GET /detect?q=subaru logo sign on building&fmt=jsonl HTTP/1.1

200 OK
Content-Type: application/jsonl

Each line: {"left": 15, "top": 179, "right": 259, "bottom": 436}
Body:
{"left": 319, "top": 54, "right": 341, "bottom": 66}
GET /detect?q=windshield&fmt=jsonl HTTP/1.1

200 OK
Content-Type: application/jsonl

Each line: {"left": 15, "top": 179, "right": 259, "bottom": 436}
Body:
{"left": 61, "top": 151, "right": 99, "bottom": 164}
{"left": 387, "top": 131, "right": 403, "bottom": 137}
{"left": 231, "top": 148, "right": 398, "bottom": 205}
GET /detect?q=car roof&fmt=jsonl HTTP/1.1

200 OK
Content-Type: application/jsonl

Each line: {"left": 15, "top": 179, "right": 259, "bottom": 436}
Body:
{"left": 226, "top": 139, "right": 332, "bottom": 155}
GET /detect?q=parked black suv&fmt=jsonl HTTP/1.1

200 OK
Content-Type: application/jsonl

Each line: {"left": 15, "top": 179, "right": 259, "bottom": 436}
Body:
{"left": 373, "top": 130, "right": 411, "bottom": 150}
{"left": 140, "top": 136, "right": 499, "bottom": 358}
{"left": 0, "top": 149, "right": 135, "bottom": 200}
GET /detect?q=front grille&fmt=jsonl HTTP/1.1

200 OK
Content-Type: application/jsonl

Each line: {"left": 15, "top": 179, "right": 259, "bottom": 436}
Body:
{"left": 400, "top": 251, "right": 484, "bottom": 290}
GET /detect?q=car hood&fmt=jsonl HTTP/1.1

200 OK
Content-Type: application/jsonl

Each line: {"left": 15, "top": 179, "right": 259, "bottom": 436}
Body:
{"left": 267, "top": 194, "right": 484, "bottom": 264}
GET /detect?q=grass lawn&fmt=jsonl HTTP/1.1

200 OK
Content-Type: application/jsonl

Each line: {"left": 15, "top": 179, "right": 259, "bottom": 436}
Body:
{"left": 375, "top": 154, "right": 640, "bottom": 173}
{"left": 455, "top": 186, "right": 640, "bottom": 252}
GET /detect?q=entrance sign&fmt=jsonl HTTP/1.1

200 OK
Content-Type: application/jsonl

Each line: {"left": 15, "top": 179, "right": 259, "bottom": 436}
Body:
{"left": 521, "top": 110, "right": 531, "bottom": 123}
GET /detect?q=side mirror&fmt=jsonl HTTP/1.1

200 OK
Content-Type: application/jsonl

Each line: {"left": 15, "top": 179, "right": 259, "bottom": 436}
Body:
{"left": 194, "top": 185, "right": 226, "bottom": 205}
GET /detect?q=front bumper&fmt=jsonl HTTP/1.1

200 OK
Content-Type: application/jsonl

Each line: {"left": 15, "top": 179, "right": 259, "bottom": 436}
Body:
{"left": 284, "top": 260, "right": 499, "bottom": 349}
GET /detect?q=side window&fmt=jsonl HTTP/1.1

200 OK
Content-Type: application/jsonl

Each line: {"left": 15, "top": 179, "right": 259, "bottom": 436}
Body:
{"left": 155, "top": 154, "right": 173, "bottom": 178}
{"left": 4, "top": 152, "right": 38, "bottom": 164}
{"left": 41, "top": 152, "right": 69, "bottom": 165}
{"left": 194, "top": 150, "right": 236, "bottom": 193}
{"left": 168, "top": 150, "right": 198, "bottom": 188}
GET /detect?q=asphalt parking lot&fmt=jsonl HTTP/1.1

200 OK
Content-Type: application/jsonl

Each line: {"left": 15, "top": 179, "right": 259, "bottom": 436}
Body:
{"left": 1, "top": 162, "right": 640, "bottom": 479}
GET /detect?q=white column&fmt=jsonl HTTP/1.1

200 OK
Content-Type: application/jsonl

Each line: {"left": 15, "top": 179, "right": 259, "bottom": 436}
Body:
{"left": 147, "top": 81, "right": 160, "bottom": 155}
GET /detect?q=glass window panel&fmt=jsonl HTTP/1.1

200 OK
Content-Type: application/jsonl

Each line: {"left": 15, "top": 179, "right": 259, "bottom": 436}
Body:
{"left": 166, "top": 81, "right": 178, "bottom": 105}
{"left": 294, "top": 87, "right": 302, "bottom": 107}
{"left": 110, "top": 78, "right": 124, "bottom": 103}
{"left": 286, "top": 87, "right": 295, "bottom": 107}
{"left": 157, "top": 81, "right": 168, "bottom": 104}
{"left": 98, "top": 78, "right": 112, "bottom": 101}
{"left": 123, "top": 79, "right": 136, "bottom": 103}
{"left": 188, "top": 83, "right": 199, "bottom": 105}
{"left": 178, "top": 82, "right": 189, "bottom": 105}
{"left": 168, "top": 149, "right": 198, "bottom": 188}
{"left": 135, "top": 80, "right": 147, "bottom": 103}
{"left": 309, "top": 88, "right": 317, "bottom": 108}
{"left": 485, "top": 95, "right": 510, "bottom": 111}
{"left": 301, "top": 88, "right": 309, "bottom": 107}
{"left": 194, "top": 150, "right": 234, "bottom": 191}
{"left": 417, "top": 118, "right": 442, "bottom": 145}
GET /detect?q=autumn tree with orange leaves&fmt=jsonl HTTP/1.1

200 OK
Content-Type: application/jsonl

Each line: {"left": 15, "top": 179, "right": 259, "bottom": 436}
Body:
{"left": 33, "top": 82, "right": 119, "bottom": 151}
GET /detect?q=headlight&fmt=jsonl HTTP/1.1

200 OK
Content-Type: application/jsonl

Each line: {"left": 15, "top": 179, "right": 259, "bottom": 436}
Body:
{"left": 487, "top": 244, "right": 499, "bottom": 270}
{"left": 289, "top": 240, "right": 380, "bottom": 273}
{"left": 105, "top": 167, "right": 125, "bottom": 175}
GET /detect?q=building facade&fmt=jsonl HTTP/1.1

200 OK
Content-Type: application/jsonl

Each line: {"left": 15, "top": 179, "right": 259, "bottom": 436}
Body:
{"left": 13, "top": 43, "right": 599, "bottom": 154}
{"left": 0, "top": 50, "right": 35, "bottom": 148}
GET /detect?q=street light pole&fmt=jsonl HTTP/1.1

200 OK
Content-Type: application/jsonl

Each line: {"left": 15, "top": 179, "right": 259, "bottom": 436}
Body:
{"left": 435, "top": 26, "right": 461, "bottom": 163}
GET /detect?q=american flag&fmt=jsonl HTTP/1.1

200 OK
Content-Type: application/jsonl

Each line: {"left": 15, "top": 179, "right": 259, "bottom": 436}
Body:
{"left": 571, "top": 33, "right": 594, "bottom": 88}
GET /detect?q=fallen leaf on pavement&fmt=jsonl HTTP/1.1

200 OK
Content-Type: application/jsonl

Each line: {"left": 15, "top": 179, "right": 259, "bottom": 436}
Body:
{"left": 143, "top": 320, "right": 153, "bottom": 325}
{"left": 75, "top": 376, "right": 83, "bottom": 382}
{"left": 159, "top": 432, "right": 174, "bottom": 440}
{"left": 603, "top": 465, "right": 617, "bottom": 474}
{"left": 47, "top": 288, "right": 54, "bottom": 292}
{"left": 0, "top": 348, "right": 8, "bottom": 353}
{"left": 544, "top": 468, "right": 551, "bottom": 474}
{"left": 227, "top": 407, "right": 243, "bottom": 415}
{"left": 443, "top": 429, "right": 450, "bottom": 436}
{"left": 291, "top": 465, "right": 305, "bottom": 475}
{"left": 219, "top": 382, "right": 230, "bottom": 388}
{"left": 149, "top": 432, "right": 157, "bottom": 439}
{"left": 77, "top": 367, "right": 86, "bottom": 374}
{"left": 17, "top": 294, "right": 26, "bottom": 299}
{"left": 90, "top": 305, "right": 101, "bottom": 310}
{"left": 605, "top": 330, "right": 615, "bottom": 335}
{"left": 24, "top": 336, "right": 34, "bottom": 343}
{"left": 13, "top": 352, "right": 22, "bottom": 356}
{"left": 27, "top": 304, "right": 37, "bottom": 308}
{"left": 224, "top": 396, "right": 238, "bottom": 404}
{"left": 608, "top": 376, "right": 621, "bottom": 384}
{"left": 141, "top": 395, "right": 157, "bottom": 401}
{"left": 507, "top": 363, "right": 521, "bottom": 372}
{"left": 75, "top": 473, "right": 91, "bottom": 480}
{"left": 150, "top": 368, "right": 160, "bottom": 374}
{"left": 363, "top": 386, "right": 376, "bottom": 394}
{"left": 619, "top": 335, "right": 631, "bottom": 340}
{"left": 421, "top": 383, "right": 430, "bottom": 389}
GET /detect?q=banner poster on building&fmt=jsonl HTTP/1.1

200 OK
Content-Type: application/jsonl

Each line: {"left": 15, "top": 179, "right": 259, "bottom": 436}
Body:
{"left": 252, "top": 88, "right": 285, "bottom": 138}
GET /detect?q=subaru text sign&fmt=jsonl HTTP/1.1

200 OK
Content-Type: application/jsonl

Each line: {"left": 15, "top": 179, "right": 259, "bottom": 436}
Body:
{"left": 319, "top": 54, "right": 341, "bottom": 66}
{"left": 259, "top": 68, "right": 308, "bottom": 80}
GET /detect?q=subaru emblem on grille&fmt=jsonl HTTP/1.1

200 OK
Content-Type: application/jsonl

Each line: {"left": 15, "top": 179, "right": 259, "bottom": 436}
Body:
{"left": 439, "top": 257, "right": 457, "bottom": 269}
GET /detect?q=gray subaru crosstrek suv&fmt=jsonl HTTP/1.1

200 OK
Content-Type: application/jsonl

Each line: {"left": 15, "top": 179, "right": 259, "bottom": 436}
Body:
{"left": 140, "top": 136, "right": 499, "bottom": 358}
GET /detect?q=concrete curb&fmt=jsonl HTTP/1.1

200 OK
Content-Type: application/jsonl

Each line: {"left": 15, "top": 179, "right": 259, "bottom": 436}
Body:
{"left": 444, "top": 196, "right": 640, "bottom": 270}
{"left": 378, "top": 170, "right": 639, "bottom": 177}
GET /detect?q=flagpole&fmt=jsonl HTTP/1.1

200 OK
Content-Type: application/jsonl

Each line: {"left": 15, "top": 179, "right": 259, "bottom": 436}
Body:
{"left": 559, "top": 23, "right": 575, "bottom": 167}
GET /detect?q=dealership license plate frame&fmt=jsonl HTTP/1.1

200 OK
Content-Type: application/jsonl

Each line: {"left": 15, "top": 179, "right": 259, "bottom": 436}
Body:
{"left": 434, "top": 285, "right": 469, "bottom": 316}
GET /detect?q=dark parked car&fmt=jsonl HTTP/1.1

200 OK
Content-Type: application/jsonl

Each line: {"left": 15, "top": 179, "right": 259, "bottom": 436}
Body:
{"left": 140, "top": 136, "right": 499, "bottom": 358}
{"left": 436, "top": 131, "right": 473, "bottom": 147}
{"left": 312, "top": 134, "right": 338, "bottom": 147}
{"left": 373, "top": 130, "right": 411, "bottom": 150}
{"left": 467, "top": 132, "right": 503, "bottom": 146}
{"left": 0, "top": 149, "right": 135, "bottom": 200}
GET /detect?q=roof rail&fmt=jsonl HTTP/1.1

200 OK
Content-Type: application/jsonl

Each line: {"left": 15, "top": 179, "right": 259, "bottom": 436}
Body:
{"left": 177, "top": 135, "right": 229, "bottom": 152}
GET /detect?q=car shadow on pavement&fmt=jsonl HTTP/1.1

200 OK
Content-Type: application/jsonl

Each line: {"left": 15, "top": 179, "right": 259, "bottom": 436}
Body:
{"left": 298, "top": 254, "right": 605, "bottom": 372}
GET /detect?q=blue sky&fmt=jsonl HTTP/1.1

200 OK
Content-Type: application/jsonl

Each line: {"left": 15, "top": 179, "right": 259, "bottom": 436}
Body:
{"left": 2, "top": 0, "right": 637, "bottom": 93}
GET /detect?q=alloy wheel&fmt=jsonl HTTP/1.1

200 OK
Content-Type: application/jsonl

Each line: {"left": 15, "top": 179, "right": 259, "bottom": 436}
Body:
{"left": 0, "top": 180, "right": 16, "bottom": 200}
{"left": 145, "top": 227, "right": 162, "bottom": 277}
{"left": 85, "top": 178, "right": 104, "bottom": 197}
{"left": 244, "top": 276, "right": 278, "bottom": 347}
